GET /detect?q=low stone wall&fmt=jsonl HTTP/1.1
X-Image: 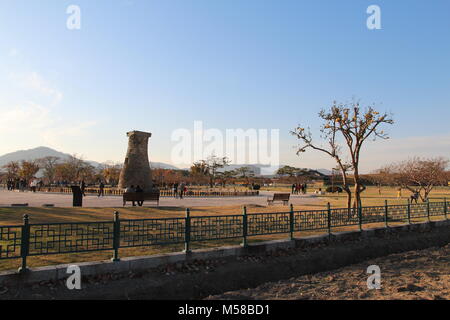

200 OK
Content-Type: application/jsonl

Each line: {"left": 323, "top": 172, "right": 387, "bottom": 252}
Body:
{"left": 1, "top": 219, "right": 449, "bottom": 295}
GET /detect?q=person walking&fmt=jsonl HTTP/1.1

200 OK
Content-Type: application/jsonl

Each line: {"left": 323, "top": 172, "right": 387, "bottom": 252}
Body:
{"left": 98, "top": 181, "right": 105, "bottom": 197}
{"left": 410, "top": 191, "right": 419, "bottom": 204}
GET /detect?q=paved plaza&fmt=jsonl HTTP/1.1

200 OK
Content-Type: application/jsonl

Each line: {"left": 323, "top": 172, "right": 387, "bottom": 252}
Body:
{"left": 0, "top": 189, "right": 320, "bottom": 208}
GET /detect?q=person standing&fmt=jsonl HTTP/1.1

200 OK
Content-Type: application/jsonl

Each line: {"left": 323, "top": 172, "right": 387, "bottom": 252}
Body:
{"left": 80, "top": 180, "right": 86, "bottom": 197}
{"left": 19, "top": 179, "right": 25, "bottom": 192}
{"left": 179, "top": 182, "right": 185, "bottom": 199}
{"left": 173, "top": 183, "right": 179, "bottom": 199}
{"left": 30, "top": 179, "right": 37, "bottom": 193}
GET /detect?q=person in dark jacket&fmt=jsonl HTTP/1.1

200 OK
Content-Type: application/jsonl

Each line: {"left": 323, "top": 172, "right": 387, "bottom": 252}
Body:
{"left": 135, "top": 185, "right": 144, "bottom": 206}
{"left": 80, "top": 180, "right": 86, "bottom": 197}
{"left": 98, "top": 181, "right": 105, "bottom": 197}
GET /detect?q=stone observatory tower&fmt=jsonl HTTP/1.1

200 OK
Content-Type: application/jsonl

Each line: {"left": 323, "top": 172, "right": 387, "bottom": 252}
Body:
{"left": 118, "top": 130, "right": 155, "bottom": 191}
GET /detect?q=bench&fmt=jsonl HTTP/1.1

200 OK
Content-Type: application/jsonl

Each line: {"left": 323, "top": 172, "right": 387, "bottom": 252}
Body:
{"left": 267, "top": 193, "right": 290, "bottom": 206}
{"left": 123, "top": 192, "right": 160, "bottom": 207}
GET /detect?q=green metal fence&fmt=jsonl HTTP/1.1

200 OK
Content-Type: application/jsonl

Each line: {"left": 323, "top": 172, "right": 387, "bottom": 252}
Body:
{"left": 0, "top": 199, "right": 448, "bottom": 272}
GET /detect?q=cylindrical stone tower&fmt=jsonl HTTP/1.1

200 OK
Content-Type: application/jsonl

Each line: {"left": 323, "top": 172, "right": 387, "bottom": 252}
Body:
{"left": 118, "top": 130, "right": 155, "bottom": 191}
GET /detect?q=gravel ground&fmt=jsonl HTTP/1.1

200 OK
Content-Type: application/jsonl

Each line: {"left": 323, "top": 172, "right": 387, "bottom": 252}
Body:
{"left": 207, "top": 244, "right": 450, "bottom": 300}
{"left": 0, "top": 190, "right": 320, "bottom": 208}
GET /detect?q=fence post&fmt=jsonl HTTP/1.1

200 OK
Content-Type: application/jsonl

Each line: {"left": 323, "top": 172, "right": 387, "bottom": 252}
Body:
{"left": 112, "top": 211, "right": 120, "bottom": 262}
{"left": 242, "top": 206, "right": 248, "bottom": 248}
{"left": 445, "top": 198, "right": 448, "bottom": 220}
{"left": 384, "top": 200, "right": 389, "bottom": 228}
{"left": 184, "top": 208, "right": 191, "bottom": 253}
{"left": 427, "top": 199, "right": 430, "bottom": 222}
{"left": 18, "top": 214, "right": 30, "bottom": 274}
{"left": 327, "top": 202, "right": 332, "bottom": 236}
{"left": 289, "top": 204, "right": 294, "bottom": 240}
{"left": 407, "top": 199, "right": 411, "bottom": 225}
{"left": 358, "top": 200, "right": 363, "bottom": 232}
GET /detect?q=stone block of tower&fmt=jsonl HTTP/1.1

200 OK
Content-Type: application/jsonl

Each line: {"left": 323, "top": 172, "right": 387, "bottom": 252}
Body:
{"left": 118, "top": 130, "right": 155, "bottom": 191}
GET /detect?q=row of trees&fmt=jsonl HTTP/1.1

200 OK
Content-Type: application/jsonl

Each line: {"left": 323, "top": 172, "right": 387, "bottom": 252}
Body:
{"left": 1, "top": 156, "right": 123, "bottom": 186}
{"left": 1, "top": 154, "right": 266, "bottom": 188}
{"left": 189, "top": 155, "right": 259, "bottom": 187}
{"left": 368, "top": 157, "right": 449, "bottom": 202}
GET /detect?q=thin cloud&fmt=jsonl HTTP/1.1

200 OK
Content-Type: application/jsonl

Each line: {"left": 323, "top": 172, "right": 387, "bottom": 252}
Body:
{"left": 9, "top": 72, "right": 63, "bottom": 106}
{"left": 0, "top": 71, "right": 96, "bottom": 154}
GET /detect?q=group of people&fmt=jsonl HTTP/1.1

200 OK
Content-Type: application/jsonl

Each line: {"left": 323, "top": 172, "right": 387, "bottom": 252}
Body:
{"left": 6, "top": 178, "right": 43, "bottom": 192}
{"left": 124, "top": 185, "right": 145, "bottom": 206}
{"left": 172, "top": 182, "right": 188, "bottom": 199}
{"left": 291, "top": 183, "right": 308, "bottom": 194}
{"left": 77, "top": 180, "right": 106, "bottom": 198}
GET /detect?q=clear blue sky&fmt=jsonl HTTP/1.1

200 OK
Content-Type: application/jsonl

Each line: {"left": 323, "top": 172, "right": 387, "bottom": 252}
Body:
{"left": 0, "top": 0, "right": 449, "bottom": 172}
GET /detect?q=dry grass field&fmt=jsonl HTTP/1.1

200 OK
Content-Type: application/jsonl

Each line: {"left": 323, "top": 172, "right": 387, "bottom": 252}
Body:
{"left": 0, "top": 186, "right": 448, "bottom": 272}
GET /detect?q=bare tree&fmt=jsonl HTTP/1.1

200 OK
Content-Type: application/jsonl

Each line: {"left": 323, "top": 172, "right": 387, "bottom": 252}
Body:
{"left": 2, "top": 161, "right": 20, "bottom": 180}
{"left": 54, "top": 155, "right": 93, "bottom": 183}
{"left": 216, "top": 170, "right": 237, "bottom": 187}
{"left": 18, "top": 160, "right": 40, "bottom": 184}
{"left": 235, "top": 166, "right": 255, "bottom": 185}
{"left": 191, "top": 155, "right": 230, "bottom": 187}
{"left": 366, "top": 167, "right": 394, "bottom": 195}
{"left": 388, "top": 157, "right": 448, "bottom": 202}
{"left": 292, "top": 100, "right": 394, "bottom": 209}
{"left": 101, "top": 162, "right": 123, "bottom": 186}
{"left": 37, "top": 156, "right": 60, "bottom": 184}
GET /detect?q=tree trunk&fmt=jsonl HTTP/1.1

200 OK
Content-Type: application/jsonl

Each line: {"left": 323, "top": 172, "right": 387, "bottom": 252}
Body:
{"left": 343, "top": 186, "right": 352, "bottom": 219}
{"left": 353, "top": 168, "right": 362, "bottom": 210}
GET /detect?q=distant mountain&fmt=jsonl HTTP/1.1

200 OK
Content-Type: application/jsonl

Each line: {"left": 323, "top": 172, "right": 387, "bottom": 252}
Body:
{"left": 150, "top": 162, "right": 180, "bottom": 170}
{"left": 0, "top": 146, "right": 179, "bottom": 170}
{"left": 0, "top": 147, "right": 74, "bottom": 167}
{"left": 0, "top": 147, "right": 331, "bottom": 175}
{"left": 316, "top": 168, "right": 332, "bottom": 175}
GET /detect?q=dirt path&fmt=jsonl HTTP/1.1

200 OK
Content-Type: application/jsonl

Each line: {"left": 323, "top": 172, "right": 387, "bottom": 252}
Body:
{"left": 208, "top": 244, "right": 450, "bottom": 300}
